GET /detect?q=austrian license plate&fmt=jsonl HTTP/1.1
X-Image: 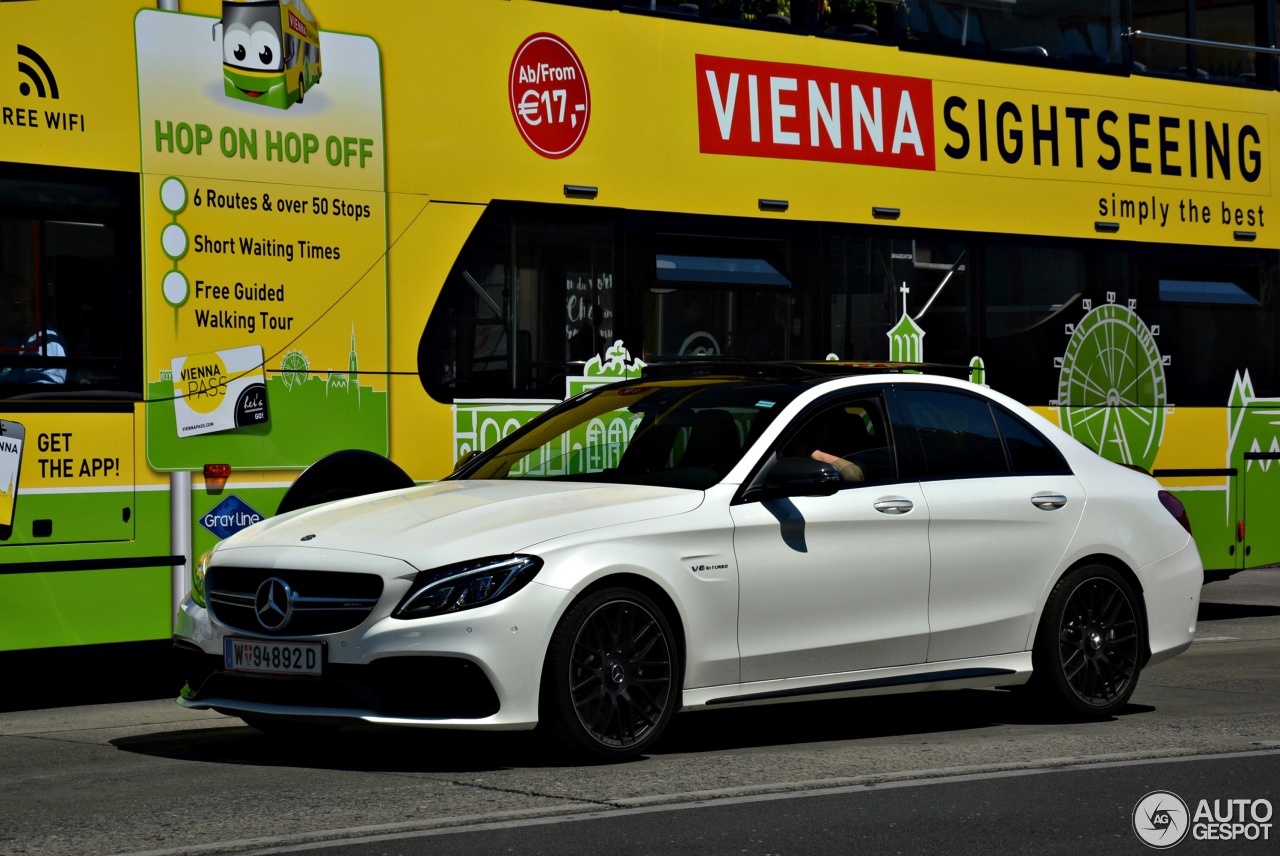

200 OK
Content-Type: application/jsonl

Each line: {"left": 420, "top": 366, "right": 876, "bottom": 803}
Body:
{"left": 224, "top": 638, "right": 323, "bottom": 676}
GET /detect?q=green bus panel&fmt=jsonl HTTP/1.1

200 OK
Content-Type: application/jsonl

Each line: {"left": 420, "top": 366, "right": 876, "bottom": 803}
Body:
{"left": 0, "top": 566, "right": 171, "bottom": 651}
{"left": 0, "top": 489, "right": 173, "bottom": 652}
{"left": 1173, "top": 488, "right": 1238, "bottom": 573}
{"left": 1243, "top": 464, "right": 1280, "bottom": 567}
{"left": 3, "top": 490, "right": 135, "bottom": 545}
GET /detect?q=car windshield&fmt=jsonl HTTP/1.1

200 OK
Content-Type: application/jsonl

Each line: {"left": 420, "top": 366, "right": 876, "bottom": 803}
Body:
{"left": 456, "top": 377, "right": 804, "bottom": 489}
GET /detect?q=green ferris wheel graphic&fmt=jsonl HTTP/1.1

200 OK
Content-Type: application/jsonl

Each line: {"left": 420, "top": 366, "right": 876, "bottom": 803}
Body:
{"left": 1055, "top": 295, "right": 1168, "bottom": 471}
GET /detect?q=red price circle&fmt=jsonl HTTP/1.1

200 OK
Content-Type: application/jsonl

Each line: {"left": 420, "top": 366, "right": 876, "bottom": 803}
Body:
{"left": 509, "top": 33, "right": 591, "bottom": 159}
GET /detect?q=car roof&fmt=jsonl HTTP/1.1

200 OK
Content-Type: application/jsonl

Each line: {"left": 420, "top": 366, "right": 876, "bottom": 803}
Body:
{"left": 639, "top": 360, "right": 979, "bottom": 387}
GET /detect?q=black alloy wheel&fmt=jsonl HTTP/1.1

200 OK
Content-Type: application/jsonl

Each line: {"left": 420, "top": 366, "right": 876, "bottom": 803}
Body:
{"left": 1032, "top": 564, "right": 1145, "bottom": 717}
{"left": 541, "top": 587, "right": 678, "bottom": 760}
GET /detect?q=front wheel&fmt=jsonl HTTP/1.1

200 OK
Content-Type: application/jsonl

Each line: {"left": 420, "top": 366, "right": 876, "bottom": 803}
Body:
{"left": 1031, "top": 564, "right": 1145, "bottom": 718}
{"left": 540, "top": 587, "right": 679, "bottom": 761}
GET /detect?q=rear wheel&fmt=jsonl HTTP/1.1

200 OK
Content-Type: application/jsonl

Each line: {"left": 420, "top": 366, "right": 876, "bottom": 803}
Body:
{"left": 540, "top": 587, "right": 679, "bottom": 761}
{"left": 1031, "top": 564, "right": 1145, "bottom": 717}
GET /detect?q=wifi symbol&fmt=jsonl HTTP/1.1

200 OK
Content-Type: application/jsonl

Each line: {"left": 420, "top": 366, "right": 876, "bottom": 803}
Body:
{"left": 17, "top": 45, "right": 59, "bottom": 99}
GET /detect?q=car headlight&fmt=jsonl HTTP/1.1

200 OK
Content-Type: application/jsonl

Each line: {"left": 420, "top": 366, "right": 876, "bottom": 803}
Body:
{"left": 392, "top": 555, "right": 543, "bottom": 620}
{"left": 192, "top": 549, "right": 212, "bottom": 608}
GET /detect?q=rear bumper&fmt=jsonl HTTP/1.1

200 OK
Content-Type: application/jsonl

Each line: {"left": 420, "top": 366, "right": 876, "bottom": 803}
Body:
{"left": 1139, "top": 537, "right": 1203, "bottom": 668}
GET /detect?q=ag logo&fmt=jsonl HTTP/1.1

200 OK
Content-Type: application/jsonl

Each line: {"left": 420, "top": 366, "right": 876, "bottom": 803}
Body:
{"left": 1133, "top": 790, "right": 1190, "bottom": 849}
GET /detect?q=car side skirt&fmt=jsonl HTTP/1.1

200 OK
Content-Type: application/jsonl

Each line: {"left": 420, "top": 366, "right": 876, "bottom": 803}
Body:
{"left": 681, "top": 653, "right": 1032, "bottom": 710}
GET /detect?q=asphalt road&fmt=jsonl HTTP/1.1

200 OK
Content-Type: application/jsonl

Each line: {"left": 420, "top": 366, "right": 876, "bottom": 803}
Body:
{"left": 309, "top": 752, "right": 1280, "bottom": 856}
{"left": 0, "top": 569, "right": 1277, "bottom": 856}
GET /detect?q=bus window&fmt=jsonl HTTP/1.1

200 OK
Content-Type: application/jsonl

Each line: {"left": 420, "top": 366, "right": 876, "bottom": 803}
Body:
{"left": 516, "top": 217, "right": 617, "bottom": 386}
{"left": 0, "top": 167, "right": 140, "bottom": 395}
{"left": 1131, "top": 0, "right": 1265, "bottom": 85}
{"left": 644, "top": 234, "right": 794, "bottom": 360}
{"left": 703, "top": 0, "right": 806, "bottom": 32}
{"left": 817, "top": 0, "right": 885, "bottom": 40}
{"left": 420, "top": 206, "right": 617, "bottom": 402}
{"left": 887, "top": 237, "right": 973, "bottom": 367}
{"left": 825, "top": 232, "right": 973, "bottom": 365}
{"left": 1155, "top": 260, "right": 1278, "bottom": 402}
{"left": 826, "top": 233, "right": 888, "bottom": 361}
{"left": 980, "top": 243, "right": 1085, "bottom": 403}
{"left": 622, "top": 1, "right": 704, "bottom": 17}
{"left": 900, "top": 0, "right": 1123, "bottom": 71}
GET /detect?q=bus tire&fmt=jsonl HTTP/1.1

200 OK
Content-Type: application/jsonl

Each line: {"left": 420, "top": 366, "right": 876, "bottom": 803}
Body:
{"left": 276, "top": 449, "right": 414, "bottom": 515}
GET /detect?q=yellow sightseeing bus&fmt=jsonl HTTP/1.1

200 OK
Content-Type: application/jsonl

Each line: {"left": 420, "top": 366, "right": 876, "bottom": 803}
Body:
{"left": 1, "top": 0, "right": 1277, "bottom": 657}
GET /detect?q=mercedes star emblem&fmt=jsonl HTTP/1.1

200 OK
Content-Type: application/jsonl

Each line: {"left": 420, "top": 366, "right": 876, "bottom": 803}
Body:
{"left": 254, "top": 577, "right": 295, "bottom": 631}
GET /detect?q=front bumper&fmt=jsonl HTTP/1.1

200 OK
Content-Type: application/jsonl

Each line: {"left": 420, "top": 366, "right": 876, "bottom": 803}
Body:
{"left": 174, "top": 580, "right": 569, "bottom": 730}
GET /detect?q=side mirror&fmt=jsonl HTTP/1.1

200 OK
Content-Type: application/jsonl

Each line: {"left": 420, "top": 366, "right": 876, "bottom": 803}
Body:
{"left": 753, "top": 456, "right": 842, "bottom": 501}
{"left": 454, "top": 449, "right": 478, "bottom": 472}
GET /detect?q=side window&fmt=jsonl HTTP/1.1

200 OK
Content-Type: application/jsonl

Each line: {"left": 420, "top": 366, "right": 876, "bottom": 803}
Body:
{"left": 896, "top": 388, "right": 1008, "bottom": 478}
{"left": 994, "top": 406, "right": 1071, "bottom": 475}
{"left": 778, "top": 393, "right": 896, "bottom": 484}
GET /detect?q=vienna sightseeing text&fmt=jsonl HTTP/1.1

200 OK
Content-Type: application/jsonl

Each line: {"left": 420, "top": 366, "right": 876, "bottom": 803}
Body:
{"left": 154, "top": 120, "right": 374, "bottom": 168}
{"left": 695, "top": 55, "right": 1267, "bottom": 230}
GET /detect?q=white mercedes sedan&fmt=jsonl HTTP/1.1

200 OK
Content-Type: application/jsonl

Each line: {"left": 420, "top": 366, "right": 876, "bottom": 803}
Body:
{"left": 174, "top": 365, "right": 1202, "bottom": 760}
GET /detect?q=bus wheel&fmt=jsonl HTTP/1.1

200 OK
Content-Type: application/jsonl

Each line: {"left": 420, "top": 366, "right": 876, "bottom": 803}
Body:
{"left": 297, "top": 75, "right": 305, "bottom": 104}
{"left": 276, "top": 449, "right": 414, "bottom": 515}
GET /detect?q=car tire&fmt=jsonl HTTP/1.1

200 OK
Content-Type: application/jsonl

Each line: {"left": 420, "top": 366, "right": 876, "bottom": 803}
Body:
{"left": 1030, "top": 563, "right": 1145, "bottom": 718}
{"left": 539, "top": 587, "right": 679, "bottom": 761}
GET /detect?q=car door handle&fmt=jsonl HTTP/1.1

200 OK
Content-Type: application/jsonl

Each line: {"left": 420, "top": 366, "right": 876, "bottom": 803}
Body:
{"left": 873, "top": 498, "right": 914, "bottom": 515}
{"left": 1031, "top": 493, "right": 1068, "bottom": 510}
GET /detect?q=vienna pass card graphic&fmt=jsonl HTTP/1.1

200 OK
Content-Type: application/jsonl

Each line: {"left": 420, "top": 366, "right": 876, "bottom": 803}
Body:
{"left": 0, "top": 420, "right": 24, "bottom": 535}
{"left": 172, "top": 345, "right": 269, "bottom": 437}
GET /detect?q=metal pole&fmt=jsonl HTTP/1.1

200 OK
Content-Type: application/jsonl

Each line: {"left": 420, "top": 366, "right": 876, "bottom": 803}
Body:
{"left": 158, "top": 0, "right": 186, "bottom": 628}
{"left": 170, "top": 471, "right": 191, "bottom": 629}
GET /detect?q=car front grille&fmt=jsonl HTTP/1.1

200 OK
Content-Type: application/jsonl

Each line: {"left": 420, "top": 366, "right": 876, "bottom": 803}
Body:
{"left": 207, "top": 566, "right": 383, "bottom": 636}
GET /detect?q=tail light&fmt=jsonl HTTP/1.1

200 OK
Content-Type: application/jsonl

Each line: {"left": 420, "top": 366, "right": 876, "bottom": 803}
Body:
{"left": 1158, "top": 490, "right": 1192, "bottom": 534}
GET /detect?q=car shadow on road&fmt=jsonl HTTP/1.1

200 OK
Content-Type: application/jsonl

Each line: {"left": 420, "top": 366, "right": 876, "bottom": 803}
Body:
{"left": 654, "top": 688, "right": 1154, "bottom": 756}
{"left": 109, "top": 687, "right": 1154, "bottom": 772}
{"left": 1198, "top": 601, "right": 1280, "bottom": 621}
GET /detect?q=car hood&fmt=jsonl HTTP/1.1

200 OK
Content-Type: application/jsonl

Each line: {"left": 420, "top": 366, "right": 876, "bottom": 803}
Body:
{"left": 216, "top": 480, "right": 705, "bottom": 570}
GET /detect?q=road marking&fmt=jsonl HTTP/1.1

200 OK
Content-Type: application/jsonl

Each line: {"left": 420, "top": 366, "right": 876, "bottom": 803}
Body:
{"left": 111, "top": 748, "right": 1280, "bottom": 856}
